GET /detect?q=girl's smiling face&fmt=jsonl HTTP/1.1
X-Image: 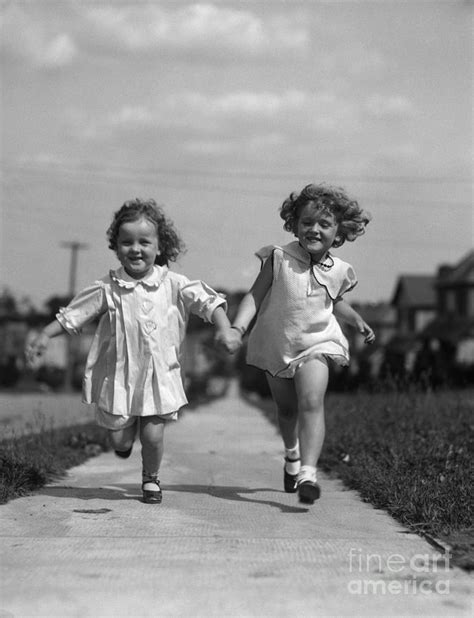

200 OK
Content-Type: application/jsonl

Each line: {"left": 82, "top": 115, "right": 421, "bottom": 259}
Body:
{"left": 116, "top": 217, "right": 160, "bottom": 279}
{"left": 296, "top": 203, "right": 338, "bottom": 261}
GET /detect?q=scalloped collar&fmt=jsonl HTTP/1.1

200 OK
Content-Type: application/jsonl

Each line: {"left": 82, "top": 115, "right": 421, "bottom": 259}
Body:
{"left": 280, "top": 240, "right": 334, "bottom": 267}
{"left": 279, "top": 241, "right": 346, "bottom": 299}
{"left": 110, "top": 265, "right": 168, "bottom": 289}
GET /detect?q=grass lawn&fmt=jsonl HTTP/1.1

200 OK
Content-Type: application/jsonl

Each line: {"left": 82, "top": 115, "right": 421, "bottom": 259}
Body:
{"left": 253, "top": 387, "right": 473, "bottom": 572}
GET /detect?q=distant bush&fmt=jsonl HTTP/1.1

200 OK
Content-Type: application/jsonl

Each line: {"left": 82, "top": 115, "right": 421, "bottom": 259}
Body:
{"left": 34, "top": 365, "right": 66, "bottom": 390}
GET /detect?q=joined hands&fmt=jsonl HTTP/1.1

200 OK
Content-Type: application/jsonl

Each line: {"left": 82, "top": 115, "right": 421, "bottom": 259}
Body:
{"left": 214, "top": 328, "right": 243, "bottom": 355}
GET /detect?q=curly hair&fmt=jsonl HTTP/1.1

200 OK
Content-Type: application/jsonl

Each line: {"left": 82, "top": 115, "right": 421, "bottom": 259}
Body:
{"left": 107, "top": 198, "right": 185, "bottom": 266}
{"left": 280, "top": 183, "right": 371, "bottom": 248}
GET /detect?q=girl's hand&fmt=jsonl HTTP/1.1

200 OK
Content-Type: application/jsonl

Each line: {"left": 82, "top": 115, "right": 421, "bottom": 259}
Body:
{"left": 214, "top": 328, "right": 243, "bottom": 354}
{"left": 355, "top": 319, "right": 375, "bottom": 345}
{"left": 25, "top": 332, "right": 50, "bottom": 368}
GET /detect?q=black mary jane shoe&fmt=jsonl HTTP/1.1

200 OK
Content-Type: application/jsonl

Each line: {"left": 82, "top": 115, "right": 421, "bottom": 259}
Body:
{"left": 297, "top": 480, "right": 321, "bottom": 505}
{"left": 283, "top": 457, "right": 300, "bottom": 493}
{"left": 142, "top": 479, "right": 162, "bottom": 504}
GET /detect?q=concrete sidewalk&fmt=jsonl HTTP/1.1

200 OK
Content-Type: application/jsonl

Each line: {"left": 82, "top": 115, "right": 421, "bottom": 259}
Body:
{"left": 0, "top": 388, "right": 472, "bottom": 617}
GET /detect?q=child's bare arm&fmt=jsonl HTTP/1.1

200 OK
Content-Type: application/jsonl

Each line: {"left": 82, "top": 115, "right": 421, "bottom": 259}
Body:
{"left": 212, "top": 306, "right": 241, "bottom": 354}
{"left": 232, "top": 256, "right": 273, "bottom": 334}
{"left": 333, "top": 298, "right": 375, "bottom": 344}
{"left": 214, "top": 257, "right": 273, "bottom": 354}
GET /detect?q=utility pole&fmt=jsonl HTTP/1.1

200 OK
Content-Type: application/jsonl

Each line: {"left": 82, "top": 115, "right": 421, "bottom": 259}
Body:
{"left": 61, "top": 241, "right": 88, "bottom": 296}
{"left": 61, "top": 241, "right": 88, "bottom": 391}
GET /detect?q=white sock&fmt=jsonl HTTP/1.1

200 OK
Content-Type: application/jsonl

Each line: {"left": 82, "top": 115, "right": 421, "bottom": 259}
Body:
{"left": 284, "top": 442, "right": 300, "bottom": 460}
{"left": 285, "top": 460, "right": 300, "bottom": 475}
{"left": 297, "top": 465, "right": 317, "bottom": 484}
{"left": 284, "top": 442, "right": 300, "bottom": 475}
{"left": 142, "top": 472, "right": 160, "bottom": 490}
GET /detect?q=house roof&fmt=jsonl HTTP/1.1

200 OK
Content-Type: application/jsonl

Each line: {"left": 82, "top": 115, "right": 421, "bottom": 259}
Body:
{"left": 436, "top": 250, "right": 474, "bottom": 287}
{"left": 391, "top": 275, "right": 436, "bottom": 307}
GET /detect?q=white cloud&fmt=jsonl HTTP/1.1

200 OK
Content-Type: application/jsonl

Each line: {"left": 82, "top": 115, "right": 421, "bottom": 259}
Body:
{"left": 108, "top": 106, "right": 155, "bottom": 128}
{"left": 83, "top": 3, "right": 308, "bottom": 57}
{"left": 365, "top": 94, "right": 415, "bottom": 117}
{"left": 209, "top": 91, "right": 307, "bottom": 116}
{"left": 65, "top": 89, "right": 364, "bottom": 142}
{"left": 184, "top": 131, "right": 285, "bottom": 156}
{"left": 1, "top": 6, "right": 77, "bottom": 68}
{"left": 184, "top": 139, "right": 232, "bottom": 156}
{"left": 306, "top": 93, "right": 360, "bottom": 131}
{"left": 347, "top": 49, "right": 387, "bottom": 76}
{"left": 316, "top": 44, "right": 388, "bottom": 80}
{"left": 161, "top": 90, "right": 308, "bottom": 125}
{"left": 40, "top": 33, "right": 77, "bottom": 68}
{"left": 65, "top": 90, "right": 311, "bottom": 138}
{"left": 16, "top": 152, "right": 66, "bottom": 167}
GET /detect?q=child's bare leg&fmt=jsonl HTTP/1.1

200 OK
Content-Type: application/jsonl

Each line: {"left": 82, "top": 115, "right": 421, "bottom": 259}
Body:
{"left": 266, "top": 374, "right": 301, "bottom": 492}
{"left": 294, "top": 357, "right": 328, "bottom": 467}
{"left": 293, "top": 357, "right": 329, "bottom": 503}
{"left": 139, "top": 416, "right": 165, "bottom": 478}
{"left": 139, "top": 416, "right": 165, "bottom": 504}
{"left": 266, "top": 374, "right": 298, "bottom": 449}
{"left": 108, "top": 422, "right": 137, "bottom": 456}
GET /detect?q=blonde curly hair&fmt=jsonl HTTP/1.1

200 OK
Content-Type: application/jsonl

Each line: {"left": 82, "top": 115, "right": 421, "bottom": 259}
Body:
{"left": 280, "top": 183, "right": 371, "bottom": 248}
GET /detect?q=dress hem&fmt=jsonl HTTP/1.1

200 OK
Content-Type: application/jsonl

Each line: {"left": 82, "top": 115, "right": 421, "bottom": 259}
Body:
{"left": 247, "top": 351, "right": 349, "bottom": 379}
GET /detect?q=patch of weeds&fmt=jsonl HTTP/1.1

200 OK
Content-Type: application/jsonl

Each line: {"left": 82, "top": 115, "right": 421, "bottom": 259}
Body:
{"left": 0, "top": 423, "right": 110, "bottom": 504}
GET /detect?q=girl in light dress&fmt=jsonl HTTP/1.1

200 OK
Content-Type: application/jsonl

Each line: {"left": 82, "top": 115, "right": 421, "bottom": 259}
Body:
{"left": 26, "top": 199, "right": 236, "bottom": 504}
{"left": 223, "top": 184, "right": 375, "bottom": 504}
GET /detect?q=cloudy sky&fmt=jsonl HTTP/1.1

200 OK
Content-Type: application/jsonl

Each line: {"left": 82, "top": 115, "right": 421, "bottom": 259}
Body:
{"left": 1, "top": 0, "right": 472, "bottom": 308}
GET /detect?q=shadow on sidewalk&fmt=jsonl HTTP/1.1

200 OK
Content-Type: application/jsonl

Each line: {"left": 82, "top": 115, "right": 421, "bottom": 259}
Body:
{"left": 168, "top": 484, "right": 309, "bottom": 514}
{"left": 37, "top": 483, "right": 309, "bottom": 513}
{"left": 38, "top": 485, "right": 140, "bottom": 501}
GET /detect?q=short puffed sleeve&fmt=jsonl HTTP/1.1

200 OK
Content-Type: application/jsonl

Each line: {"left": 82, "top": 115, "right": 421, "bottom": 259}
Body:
{"left": 255, "top": 245, "right": 283, "bottom": 280}
{"left": 56, "top": 281, "right": 108, "bottom": 334}
{"left": 337, "top": 264, "right": 358, "bottom": 298}
{"left": 179, "top": 280, "right": 227, "bottom": 323}
{"left": 255, "top": 245, "right": 275, "bottom": 264}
